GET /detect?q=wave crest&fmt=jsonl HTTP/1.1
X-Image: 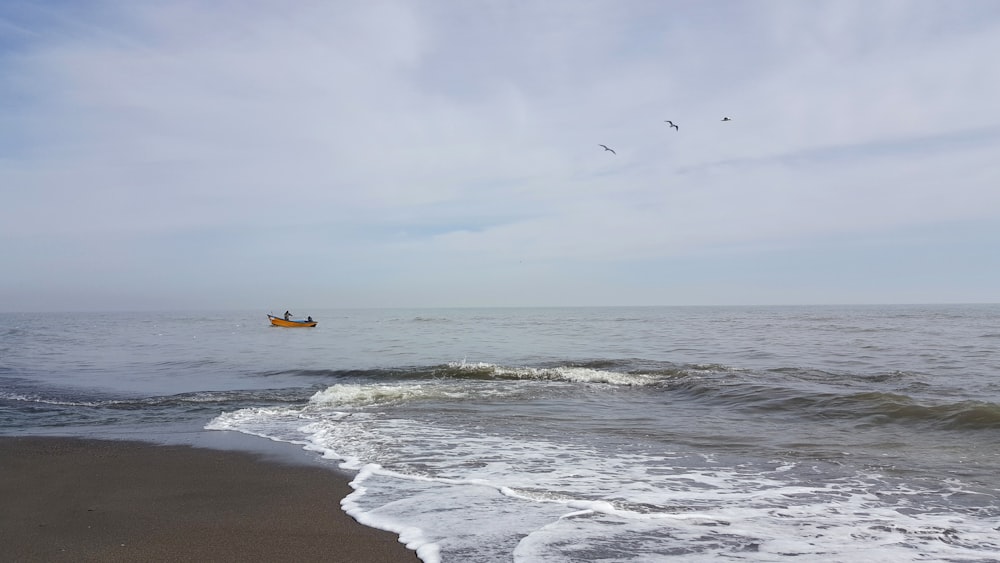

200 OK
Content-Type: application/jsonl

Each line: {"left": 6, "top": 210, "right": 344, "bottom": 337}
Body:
{"left": 444, "top": 362, "right": 659, "bottom": 386}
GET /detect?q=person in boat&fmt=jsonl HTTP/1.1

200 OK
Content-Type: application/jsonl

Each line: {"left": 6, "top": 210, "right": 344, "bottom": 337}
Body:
{"left": 307, "top": 316, "right": 313, "bottom": 322}
{"left": 284, "top": 310, "right": 292, "bottom": 321}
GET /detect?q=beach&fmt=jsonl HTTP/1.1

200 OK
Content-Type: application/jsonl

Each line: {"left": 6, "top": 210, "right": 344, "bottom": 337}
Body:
{"left": 3, "top": 306, "right": 999, "bottom": 560}
{"left": 0, "top": 436, "right": 419, "bottom": 562}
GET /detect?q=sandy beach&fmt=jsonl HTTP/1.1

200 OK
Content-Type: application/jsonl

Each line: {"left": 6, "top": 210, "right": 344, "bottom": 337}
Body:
{"left": 0, "top": 436, "right": 419, "bottom": 562}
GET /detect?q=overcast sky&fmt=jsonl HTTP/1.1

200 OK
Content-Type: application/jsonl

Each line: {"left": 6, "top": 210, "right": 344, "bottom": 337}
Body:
{"left": 2, "top": 0, "right": 999, "bottom": 312}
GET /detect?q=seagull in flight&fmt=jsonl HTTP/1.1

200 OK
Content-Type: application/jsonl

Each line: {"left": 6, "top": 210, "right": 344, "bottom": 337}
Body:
{"left": 599, "top": 144, "right": 616, "bottom": 154}
{"left": 721, "top": 117, "right": 732, "bottom": 121}
{"left": 665, "top": 120, "right": 679, "bottom": 131}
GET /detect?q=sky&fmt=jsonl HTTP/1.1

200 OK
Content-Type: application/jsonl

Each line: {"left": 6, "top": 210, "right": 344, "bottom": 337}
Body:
{"left": 2, "top": 0, "right": 1000, "bottom": 312}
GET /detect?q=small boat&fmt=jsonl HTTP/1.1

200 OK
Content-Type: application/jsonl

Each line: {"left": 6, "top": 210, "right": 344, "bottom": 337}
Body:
{"left": 268, "top": 314, "right": 317, "bottom": 327}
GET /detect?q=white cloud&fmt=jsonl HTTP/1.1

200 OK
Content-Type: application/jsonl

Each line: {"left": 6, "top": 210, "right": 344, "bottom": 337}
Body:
{"left": 2, "top": 0, "right": 999, "bottom": 310}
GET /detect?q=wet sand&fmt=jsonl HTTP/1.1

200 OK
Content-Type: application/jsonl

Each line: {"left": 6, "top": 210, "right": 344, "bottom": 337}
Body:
{"left": 0, "top": 436, "right": 420, "bottom": 562}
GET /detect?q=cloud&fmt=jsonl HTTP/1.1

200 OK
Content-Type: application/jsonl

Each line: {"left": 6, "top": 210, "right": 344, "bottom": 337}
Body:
{"left": 2, "top": 0, "right": 1000, "bottom": 310}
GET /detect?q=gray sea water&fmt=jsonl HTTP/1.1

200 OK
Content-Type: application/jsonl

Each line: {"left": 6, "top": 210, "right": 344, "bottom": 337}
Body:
{"left": 2, "top": 305, "right": 999, "bottom": 561}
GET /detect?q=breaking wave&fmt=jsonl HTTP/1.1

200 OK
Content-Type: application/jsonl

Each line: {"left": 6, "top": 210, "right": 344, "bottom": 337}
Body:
{"left": 249, "top": 361, "right": 1000, "bottom": 432}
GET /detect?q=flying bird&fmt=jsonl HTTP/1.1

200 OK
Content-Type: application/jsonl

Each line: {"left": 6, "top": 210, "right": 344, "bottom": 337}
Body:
{"left": 721, "top": 117, "right": 732, "bottom": 121}
{"left": 599, "top": 144, "right": 616, "bottom": 154}
{"left": 665, "top": 120, "right": 679, "bottom": 131}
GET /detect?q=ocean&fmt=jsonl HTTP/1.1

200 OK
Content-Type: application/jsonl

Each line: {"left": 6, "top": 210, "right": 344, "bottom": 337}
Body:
{"left": 2, "top": 305, "right": 999, "bottom": 562}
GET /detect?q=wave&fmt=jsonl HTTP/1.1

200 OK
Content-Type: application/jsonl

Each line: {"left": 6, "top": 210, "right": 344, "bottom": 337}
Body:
{"left": 307, "top": 382, "right": 521, "bottom": 408}
{"left": 410, "top": 316, "right": 453, "bottom": 323}
{"left": 249, "top": 362, "right": 681, "bottom": 386}
{"left": 865, "top": 396, "right": 1000, "bottom": 429}
{"left": 29, "top": 359, "right": 971, "bottom": 432}
{"left": 440, "top": 362, "right": 666, "bottom": 386}
{"left": 257, "top": 361, "right": 1000, "bottom": 431}
{"left": 438, "top": 363, "right": 1000, "bottom": 431}
{"left": 295, "top": 361, "right": 689, "bottom": 408}
{"left": 253, "top": 367, "right": 430, "bottom": 380}
{"left": 0, "top": 388, "right": 314, "bottom": 410}
{"left": 655, "top": 380, "right": 1000, "bottom": 431}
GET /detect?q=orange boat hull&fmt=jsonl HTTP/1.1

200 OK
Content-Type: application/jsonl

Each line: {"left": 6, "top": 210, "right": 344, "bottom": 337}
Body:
{"left": 268, "top": 315, "right": 317, "bottom": 327}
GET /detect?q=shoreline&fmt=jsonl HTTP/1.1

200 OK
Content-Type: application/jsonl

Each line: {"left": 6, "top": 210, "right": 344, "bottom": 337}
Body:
{"left": 0, "top": 436, "right": 420, "bottom": 562}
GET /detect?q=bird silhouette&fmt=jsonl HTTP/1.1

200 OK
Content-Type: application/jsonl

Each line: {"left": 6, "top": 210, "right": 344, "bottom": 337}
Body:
{"left": 721, "top": 117, "right": 732, "bottom": 121}
{"left": 599, "top": 144, "right": 616, "bottom": 154}
{"left": 665, "top": 120, "right": 679, "bottom": 131}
